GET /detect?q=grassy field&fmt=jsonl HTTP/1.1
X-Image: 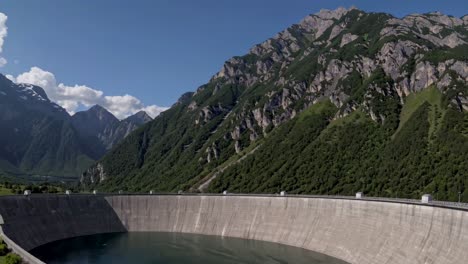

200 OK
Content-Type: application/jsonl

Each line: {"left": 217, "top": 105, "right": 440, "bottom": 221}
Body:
{"left": 0, "top": 186, "right": 13, "bottom": 196}
{"left": 394, "top": 86, "right": 444, "bottom": 137}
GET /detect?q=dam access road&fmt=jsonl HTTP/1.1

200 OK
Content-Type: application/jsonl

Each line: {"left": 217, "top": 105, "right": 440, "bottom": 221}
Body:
{"left": 0, "top": 194, "right": 467, "bottom": 264}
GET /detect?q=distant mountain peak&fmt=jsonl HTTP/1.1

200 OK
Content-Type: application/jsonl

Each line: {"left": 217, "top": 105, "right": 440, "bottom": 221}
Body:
{"left": 79, "top": 105, "right": 119, "bottom": 123}
{"left": 133, "top": 110, "right": 151, "bottom": 118}
{"left": 89, "top": 104, "right": 111, "bottom": 113}
{"left": 0, "top": 73, "right": 69, "bottom": 119}
{"left": 125, "top": 110, "right": 152, "bottom": 125}
{"left": 70, "top": 106, "right": 152, "bottom": 151}
{"left": 315, "top": 6, "right": 357, "bottom": 20}
{"left": 89, "top": 104, "right": 106, "bottom": 111}
{"left": 17, "top": 83, "right": 50, "bottom": 102}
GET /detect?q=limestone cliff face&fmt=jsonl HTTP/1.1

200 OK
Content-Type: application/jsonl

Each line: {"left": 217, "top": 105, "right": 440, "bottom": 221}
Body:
{"left": 206, "top": 7, "right": 467, "bottom": 138}
{"left": 81, "top": 7, "right": 468, "bottom": 192}
{"left": 81, "top": 162, "right": 107, "bottom": 186}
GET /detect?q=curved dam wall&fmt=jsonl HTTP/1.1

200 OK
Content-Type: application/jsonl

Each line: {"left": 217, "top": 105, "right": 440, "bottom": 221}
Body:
{"left": 1, "top": 195, "right": 468, "bottom": 264}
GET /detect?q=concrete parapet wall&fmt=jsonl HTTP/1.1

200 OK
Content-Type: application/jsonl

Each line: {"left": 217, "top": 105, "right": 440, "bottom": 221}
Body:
{"left": 1, "top": 195, "right": 468, "bottom": 264}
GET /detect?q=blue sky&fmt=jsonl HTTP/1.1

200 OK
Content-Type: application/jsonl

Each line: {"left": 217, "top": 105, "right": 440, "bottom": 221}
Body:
{"left": 0, "top": 0, "right": 466, "bottom": 117}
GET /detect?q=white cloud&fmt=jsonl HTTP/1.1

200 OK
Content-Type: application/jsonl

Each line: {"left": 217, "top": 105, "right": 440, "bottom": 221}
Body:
{"left": 140, "top": 105, "right": 169, "bottom": 119}
{"left": 16, "top": 66, "right": 58, "bottom": 91}
{"left": 102, "top": 94, "right": 141, "bottom": 118}
{"left": 0, "top": 12, "right": 8, "bottom": 67}
{"left": 0, "top": 13, "right": 7, "bottom": 53}
{"left": 11, "top": 67, "right": 168, "bottom": 119}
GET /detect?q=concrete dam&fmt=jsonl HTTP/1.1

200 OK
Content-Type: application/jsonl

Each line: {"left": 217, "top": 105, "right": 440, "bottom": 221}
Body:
{"left": 0, "top": 195, "right": 468, "bottom": 264}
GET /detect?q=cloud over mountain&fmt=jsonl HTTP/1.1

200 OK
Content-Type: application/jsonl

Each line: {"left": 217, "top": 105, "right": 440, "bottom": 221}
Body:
{"left": 7, "top": 67, "right": 168, "bottom": 119}
{"left": 1, "top": 11, "right": 167, "bottom": 118}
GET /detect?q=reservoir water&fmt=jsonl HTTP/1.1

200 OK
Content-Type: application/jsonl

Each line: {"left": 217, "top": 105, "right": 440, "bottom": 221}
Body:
{"left": 30, "top": 232, "right": 348, "bottom": 264}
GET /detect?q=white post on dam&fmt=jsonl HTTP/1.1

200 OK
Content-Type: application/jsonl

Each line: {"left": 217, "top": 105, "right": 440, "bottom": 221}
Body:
{"left": 422, "top": 194, "right": 433, "bottom": 203}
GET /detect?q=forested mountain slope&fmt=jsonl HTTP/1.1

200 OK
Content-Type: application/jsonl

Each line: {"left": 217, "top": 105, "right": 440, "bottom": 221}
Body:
{"left": 82, "top": 7, "right": 468, "bottom": 201}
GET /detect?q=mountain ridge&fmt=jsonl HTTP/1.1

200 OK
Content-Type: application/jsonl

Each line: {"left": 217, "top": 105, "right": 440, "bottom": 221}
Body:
{"left": 0, "top": 75, "right": 152, "bottom": 179}
{"left": 0, "top": 74, "right": 94, "bottom": 178}
{"left": 77, "top": 7, "right": 466, "bottom": 200}
{"left": 71, "top": 104, "right": 153, "bottom": 154}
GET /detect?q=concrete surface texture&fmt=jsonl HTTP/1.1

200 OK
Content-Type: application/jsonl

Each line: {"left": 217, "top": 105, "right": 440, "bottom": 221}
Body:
{"left": 1, "top": 195, "right": 468, "bottom": 264}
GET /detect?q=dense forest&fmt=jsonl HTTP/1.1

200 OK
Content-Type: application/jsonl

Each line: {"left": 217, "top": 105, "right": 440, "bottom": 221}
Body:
{"left": 209, "top": 88, "right": 468, "bottom": 201}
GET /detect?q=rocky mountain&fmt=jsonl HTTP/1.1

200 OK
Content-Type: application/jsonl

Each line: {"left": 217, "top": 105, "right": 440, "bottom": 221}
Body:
{"left": 0, "top": 75, "right": 152, "bottom": 179}
{"left": 81, "top": 7, "right": 467, "bottom": 201}
{"left": 71, "top": 106, "right": 152, "bottom": 156}
{"left": 0, "top": 74, "right": 95, "bottom": 179}
{"left": 124, "top": 111, "right": 153, "bottom": 126}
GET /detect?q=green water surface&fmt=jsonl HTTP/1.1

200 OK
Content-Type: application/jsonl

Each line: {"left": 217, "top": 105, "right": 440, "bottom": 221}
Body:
{"left": 30, "top": 232, "right": 348, "bottom": 264}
